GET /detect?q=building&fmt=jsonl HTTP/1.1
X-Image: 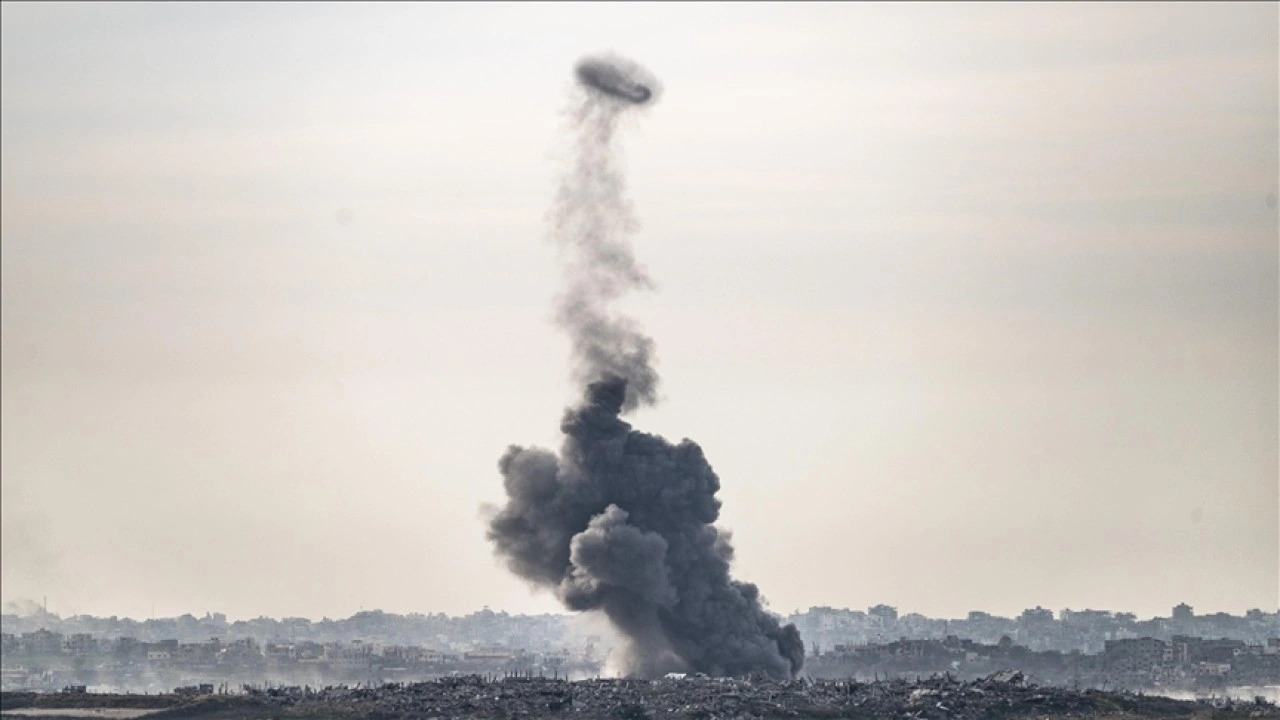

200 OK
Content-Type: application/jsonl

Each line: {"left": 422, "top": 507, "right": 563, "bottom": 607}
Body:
{"left": 868, "top": 605, "right": 898, "bottom": 622}
{"left": 20, "top": 629, "right": 64, "bottom": 654}
{"left": 1104, "top": 637, "right": 1165, "bottom": 672}
{"left": 1020, "top": 607, "right": 1055, "bottom": 624}
{"left": 62, "top": 634, "right": 97, "bottom": 656}
{"left": 1165, "top": 636, "right": 1196, "bottom": 664}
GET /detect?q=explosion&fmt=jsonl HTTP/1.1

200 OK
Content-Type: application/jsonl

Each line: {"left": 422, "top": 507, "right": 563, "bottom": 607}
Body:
{"left": 485, "top": 54, "right": 803, "bottom": 680}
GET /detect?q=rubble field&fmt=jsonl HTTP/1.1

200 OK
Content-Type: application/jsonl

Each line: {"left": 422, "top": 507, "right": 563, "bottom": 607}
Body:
{"left": 4, "top": 672, "right": 1278, "bottom": 720}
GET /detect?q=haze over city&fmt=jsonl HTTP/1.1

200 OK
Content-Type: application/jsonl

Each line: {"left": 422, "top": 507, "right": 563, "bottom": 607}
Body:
{"left": 2, "top": 1, "right": 1277, "bottom": 629}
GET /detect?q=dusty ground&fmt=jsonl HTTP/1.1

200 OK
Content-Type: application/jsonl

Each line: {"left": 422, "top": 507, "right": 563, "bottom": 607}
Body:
{"left": 0, "top": 707, "right": 167, "bottom": 712}
{"left": 5, "top": 672, "right": 1278, "bottom": 720}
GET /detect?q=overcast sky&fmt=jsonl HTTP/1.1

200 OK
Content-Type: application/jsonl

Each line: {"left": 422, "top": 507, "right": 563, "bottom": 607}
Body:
{"left": 2, "top": 2, "right": 1276, "bottom": 622}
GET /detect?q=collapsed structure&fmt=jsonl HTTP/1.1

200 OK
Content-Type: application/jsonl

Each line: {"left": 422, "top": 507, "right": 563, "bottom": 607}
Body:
{"left": 484, "top": 54, "right": 804, "bottom": 679}
{"left": 9, "top": 672, "right": 1270, "bottom": 720}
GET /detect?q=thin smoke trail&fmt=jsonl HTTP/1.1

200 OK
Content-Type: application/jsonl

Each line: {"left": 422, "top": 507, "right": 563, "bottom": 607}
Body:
{"left": 552, "top": 55, "right": 662, "bottom": 412}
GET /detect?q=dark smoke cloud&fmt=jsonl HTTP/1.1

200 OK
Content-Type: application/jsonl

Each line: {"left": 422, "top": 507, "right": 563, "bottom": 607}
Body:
{"left": 489, "top": 377, "right": 804, "bottom": 679}
{"left": 485, "top": 54, "right": 804, "bottom": 680}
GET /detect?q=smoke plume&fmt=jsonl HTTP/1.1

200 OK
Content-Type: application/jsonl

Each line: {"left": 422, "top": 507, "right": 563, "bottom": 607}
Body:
{"left": 550, "top": 54, "right": 663, "bottom": 412}
{"left": 485, "top": 54, "right": 804, "bottom": 680}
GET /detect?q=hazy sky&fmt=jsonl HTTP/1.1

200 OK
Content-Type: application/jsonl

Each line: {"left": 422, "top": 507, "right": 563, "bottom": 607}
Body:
{"left": 2, "top": 2, "right": 1276, "bottom": 623}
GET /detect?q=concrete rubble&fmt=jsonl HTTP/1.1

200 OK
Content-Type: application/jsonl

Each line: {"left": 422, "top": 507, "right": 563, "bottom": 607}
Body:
{"left": 14, "top": 670, "right": 1257, "bottom": 719}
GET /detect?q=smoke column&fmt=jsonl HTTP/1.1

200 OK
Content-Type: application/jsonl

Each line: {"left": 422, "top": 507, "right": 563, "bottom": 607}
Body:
{"left": 485, "top": 54, "right": 804, "bottom": 680}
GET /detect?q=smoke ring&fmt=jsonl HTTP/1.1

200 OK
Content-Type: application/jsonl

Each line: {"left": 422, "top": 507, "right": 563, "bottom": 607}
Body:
{"left": 576, "top": 56, "right": 662, "bottom": 106}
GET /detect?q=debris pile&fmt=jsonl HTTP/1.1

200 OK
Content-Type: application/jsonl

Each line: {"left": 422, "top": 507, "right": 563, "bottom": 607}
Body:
{"left": 65, "top": 671, "right": 1273, "bottom": 719}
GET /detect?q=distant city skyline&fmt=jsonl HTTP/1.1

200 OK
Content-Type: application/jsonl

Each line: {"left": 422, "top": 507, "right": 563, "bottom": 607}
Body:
{"left": 2, "top": 600, "right": 1271, "bottom": 626}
